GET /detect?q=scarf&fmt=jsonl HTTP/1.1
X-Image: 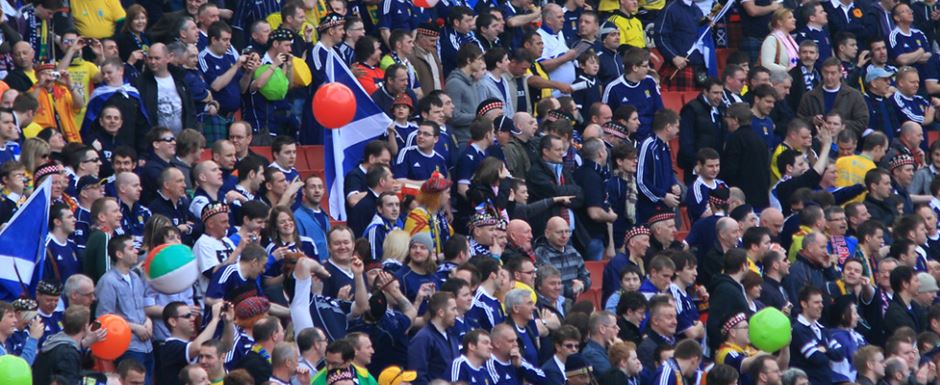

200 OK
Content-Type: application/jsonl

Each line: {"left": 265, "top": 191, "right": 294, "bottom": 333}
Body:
{"left": 772, "top": 30, "right": 799, "bottom": 69}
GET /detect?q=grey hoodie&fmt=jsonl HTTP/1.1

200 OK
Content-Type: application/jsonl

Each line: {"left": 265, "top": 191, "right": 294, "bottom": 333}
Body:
{"left": 33, "top": 331, "right": 83, "bottom": 385}
{"left": 443, "top": 68, "right": 479, "bottom": 144}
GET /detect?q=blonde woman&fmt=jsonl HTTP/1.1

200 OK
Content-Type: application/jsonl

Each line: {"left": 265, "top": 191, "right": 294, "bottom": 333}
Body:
{"left": 760, "top": 8, "right": 800, "bottom": 73}
{"left": 382, "top": 229, "right": 410, "bottom": 271}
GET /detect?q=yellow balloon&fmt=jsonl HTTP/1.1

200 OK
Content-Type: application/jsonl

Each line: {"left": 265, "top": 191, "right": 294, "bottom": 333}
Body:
{"left": 292, "top": 57, "right": 312, "bottom": 86}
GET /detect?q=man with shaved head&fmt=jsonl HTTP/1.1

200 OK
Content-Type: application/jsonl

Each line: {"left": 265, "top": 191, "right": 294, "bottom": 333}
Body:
{"left": 535, "top": 216, "right": 591, "bottom": 299}
{"left": 6, "top": 41, "right": 36, "bottom": 91}
{"left": 786, "top": 232, "right": 836, "bottom": 308}
{"left": 759, "top": 207, "right": 785, "bottom": 239}
{"left": 211, "top": 139, "right": 238, "bottom": 192}
{"left": 504, "top": 112, "right": 539, "bottom": 179}
{"left": 137, "top": 42, "right": 197, "bottom": 135}
{"left": 700, "top": 217, "right": 741, "bottom": 287}
{"left": 189, "top": 160, "right": 246, "bottom": 221}
{"left": 504, "top": 219, "right": 536, "bottom": 261}
{"left": 116, "top": 172, "right": 151, "bottom": 242}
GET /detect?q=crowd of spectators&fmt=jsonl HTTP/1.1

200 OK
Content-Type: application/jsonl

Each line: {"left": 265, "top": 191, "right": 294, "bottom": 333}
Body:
{"left": 0, "top": 0, "right": 940, "bottom": 385}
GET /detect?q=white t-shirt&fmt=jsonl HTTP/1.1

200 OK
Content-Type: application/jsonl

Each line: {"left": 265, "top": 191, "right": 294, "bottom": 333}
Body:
{"left": 155, "top": 74, "right": 183, "bottom": 134}
{"left": 193, "top": 234, "right": 236, "bottom": 296}
{"left": 537, "top": 27, "right": 576, "bottom": 96}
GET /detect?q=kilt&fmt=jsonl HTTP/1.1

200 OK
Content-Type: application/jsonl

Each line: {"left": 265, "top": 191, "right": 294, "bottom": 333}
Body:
{"left": 658, "top": 62, "right": 701, "bottom": 92}
{"left": 201, "top": 113, "right": 232, "bottom": 146}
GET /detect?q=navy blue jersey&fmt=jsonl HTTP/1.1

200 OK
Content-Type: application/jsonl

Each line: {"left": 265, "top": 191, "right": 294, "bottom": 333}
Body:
{"left": 667, "top": 283, "right": 701, "bottom": 336}
{"left": 685, "top": 177, "right": 727, "bottom": 222}
{"left": 44, "top": 235, "right": 80, "bottom": 284}
{"left": 380, "top": 0, "right": 417, "bottom": 32}
{"left": 394, "top": 146, "right": 449, "bottom": 181}
{"left": 322, "top": 260, "right": 356, "bottom": 298}
{"left": 205, "top": 263, "right": 264, "bottom": 302}
{"left": 263, "top": 236, "right": 319, "bottom": 277}
{"left": 751, "top": 116, "right": 777, "bottom": 150}
{"left": 892, "top": 92, "right": 932, "bottom": 125}
{"left": 486, "top": 357, "right": 548, "bottom": 385}
{"left": 199, "top": 46, "right": 244, "bottom": 113}
{"left": 72, "top": 206, "right": 92, "bottom": 252}
{"left": 119, "top": 200, "right": 152, "bottom": 242}
{"left": 602, "top": 76, "right": 663, "bottom": 140}
{"left": 451, "top": 355, "right": 492, "bottom": 385}
{"left": 467, "top": 287, "right": 505, "bottom": 331}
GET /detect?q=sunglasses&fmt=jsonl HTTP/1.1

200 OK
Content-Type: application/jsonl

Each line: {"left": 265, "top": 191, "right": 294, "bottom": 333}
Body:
{"left": 158, "top": 136, "right": 177, "bottom": 143}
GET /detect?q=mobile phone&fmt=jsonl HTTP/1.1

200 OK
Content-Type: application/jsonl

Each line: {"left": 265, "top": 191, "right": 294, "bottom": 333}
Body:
{"left": 222, "top": 302, "right": 232, "bottom": 312}
{"left": 241, "top": 47, "right": 253, "bottom": 55}
{"left": 90, "top": 320, "right": 101, "bottom": 331}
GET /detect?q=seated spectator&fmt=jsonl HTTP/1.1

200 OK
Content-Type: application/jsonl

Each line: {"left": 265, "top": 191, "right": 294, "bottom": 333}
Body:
{"left": 535, "top": 216, "right": 592, "bottom": 300}
{"left": 541, "top": 325, "right": 582, "bottom": 385}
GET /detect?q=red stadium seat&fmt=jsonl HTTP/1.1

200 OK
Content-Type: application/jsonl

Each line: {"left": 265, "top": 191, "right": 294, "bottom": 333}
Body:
{"left": 249, "top": 146, "right": 273, "bottom": 162}
{"left": 585, "top": 261, "right": 606, "bottom": 288}
{"left": 662, "top": 92, "right": 684, "bottom": 112}
{"left": 929, "top": 131, "right": 940, "bottom": 148}
{"left": 578, "top": 289, "right": 601, "bottom": 309}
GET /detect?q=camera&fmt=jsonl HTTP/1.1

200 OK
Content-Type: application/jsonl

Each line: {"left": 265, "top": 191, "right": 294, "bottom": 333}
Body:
{"left": 50, "top": 71, "right": 61, "bottom": 80}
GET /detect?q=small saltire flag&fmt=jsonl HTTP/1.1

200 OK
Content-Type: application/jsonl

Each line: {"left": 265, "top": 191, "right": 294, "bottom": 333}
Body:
{"left": 322, "top": 49, "right": 393, "bottom": 221}
{"left": 0, "top": 177, "right": 52, "bottom": 301}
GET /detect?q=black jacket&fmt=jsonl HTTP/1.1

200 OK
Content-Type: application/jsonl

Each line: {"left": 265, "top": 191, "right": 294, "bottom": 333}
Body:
{"left": 678, "top": 94, "right": 723, "bottom": 181}
{"left": 864, "top": 194, "right": 897, "bottom": 230}
{"left": 5, "top": 68, "right": 32, "bottom": 92}
{"left": 706, "top": 274, "right": 751, "bottom": 352}
{"left": 134, "top": 67, "right": 197, "bottom": 132}
{"left": 32, "top": 332, "right": 83, "bottom": 385}
{"left": 234, "top": 349, "right": 273, "bottom": 385}
{"left": 884, "top": 294, "right": 925, "bottom": 336}
{"left": 720, "top": 125, "right": 771, "bottom": 209}
{"left": 525, "top": 158, "right": 585, "bottom": 240}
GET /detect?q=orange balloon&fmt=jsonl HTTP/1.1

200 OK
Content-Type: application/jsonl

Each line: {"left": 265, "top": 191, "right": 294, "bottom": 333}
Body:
{"left": 312, "top": 82, "right": 357, "bottom": 129}
{"left": 90, "top": 314, "right": 132, "bottom": 360}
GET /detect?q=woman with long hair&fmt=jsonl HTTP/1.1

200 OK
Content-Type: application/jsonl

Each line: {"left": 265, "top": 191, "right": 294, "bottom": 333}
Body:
{"left": 760, "top": 8, "right": 800, "bottom": 73}
{"left": 114, "top": 4, "right": 151, "bottom": 69}
{"left": 265, "top": 206, "right": 319, "bottom": 283}
{"left": 404, "top": 171, "right": 454, "bottom": 255}
{"left": 381, "top": 229, "right": 410, "bottom": 272}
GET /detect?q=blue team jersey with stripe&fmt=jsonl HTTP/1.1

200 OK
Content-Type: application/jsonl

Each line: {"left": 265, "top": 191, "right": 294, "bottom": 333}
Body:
{"left": 602, "top": 75, "right": 663, "bottom": 140}
{"left": 451, "top": 355, "right": 492, "bottom": 385}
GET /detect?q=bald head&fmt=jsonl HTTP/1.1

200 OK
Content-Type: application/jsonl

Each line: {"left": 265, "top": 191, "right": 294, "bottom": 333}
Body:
{"left": 545, "top": 216, "right": 571, "bottom": 249}
{"left": 760, "top": 207, "right": 784, "bottom": 236}
{"left": 582, "top": 124, "right": 602, "bottom": 141}
{"left": 507, "top": 219, "right": 533, "bottom": 248}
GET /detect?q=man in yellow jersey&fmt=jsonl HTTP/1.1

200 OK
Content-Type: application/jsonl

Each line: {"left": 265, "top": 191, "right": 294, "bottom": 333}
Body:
{"left": 607, "top": 0, "right": 646, "bottom": 49}
{"left": 835, "top": 131, "right": 887, "bottom": 204}
{"left": 55, "top": 32, "right": 103, "bottom": 126}
{"left": 71, "top": 0, "right": 125, "bottom": 39}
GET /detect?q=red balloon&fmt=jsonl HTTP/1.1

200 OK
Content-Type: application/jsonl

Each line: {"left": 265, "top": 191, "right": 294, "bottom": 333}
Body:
{"left": 91, "top": 314, "right": 132, "bottom": 360}
{"left": 413, "top": 0, "right": 439, "bottom": 8}
{"left": 313, "top": 82, "right": 357, "bottom": 129}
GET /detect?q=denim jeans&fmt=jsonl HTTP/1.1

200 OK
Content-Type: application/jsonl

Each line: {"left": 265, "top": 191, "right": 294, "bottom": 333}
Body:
{"left": 584, "top": 238, "right": 606, "bottom": 261}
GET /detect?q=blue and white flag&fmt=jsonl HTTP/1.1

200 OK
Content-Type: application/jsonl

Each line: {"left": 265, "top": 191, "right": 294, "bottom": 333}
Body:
{"left": 321, "top": 49, "right": 393, "bottom": 221}
{"left": 690, "top": 0, "right": 736, "bottom": 77}
{"left": 0, "top": 178, "right": 52, "bottom": 301}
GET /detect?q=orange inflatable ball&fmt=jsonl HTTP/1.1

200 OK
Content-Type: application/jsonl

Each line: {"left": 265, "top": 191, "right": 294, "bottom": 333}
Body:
{"left": 413, "top": 0, "right": 439, "bottom": 8}
{"left": 91, "top": 314, "right": 132, "bottom": 360}
{"left": 312, "top": 82, "right": 357, "bottom": 129}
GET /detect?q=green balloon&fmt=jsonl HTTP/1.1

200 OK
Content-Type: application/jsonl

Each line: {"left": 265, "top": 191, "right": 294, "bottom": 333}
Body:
{"left": 0, "top": 354, "right": 32, "bottom": 385}
{"left": 749, "top": 307, "right": 792, "bottom": 352}
{"left": 254, "top": 64, "right": 289, "bottom": 101}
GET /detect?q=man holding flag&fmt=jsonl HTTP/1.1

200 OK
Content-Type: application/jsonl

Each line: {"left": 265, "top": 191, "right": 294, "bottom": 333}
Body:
{"left": 0, "top": 176, "right": 53, "bottom": 301}
{"left": 308, "top": 14, "right": 394, "bottom": 221}
{"left": 655, "top": 0, "right": 732, "bottom": 91}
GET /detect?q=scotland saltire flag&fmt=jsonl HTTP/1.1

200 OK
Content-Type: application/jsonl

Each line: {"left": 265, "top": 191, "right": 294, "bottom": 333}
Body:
{"left": 691, "top": 0, "right": 736, "bottom": 78}
{"left": 0, "top": 177, "right": 52, "bottom": 301}
{"left": 321, "top": 50, "right": 392, "bottom": 221}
